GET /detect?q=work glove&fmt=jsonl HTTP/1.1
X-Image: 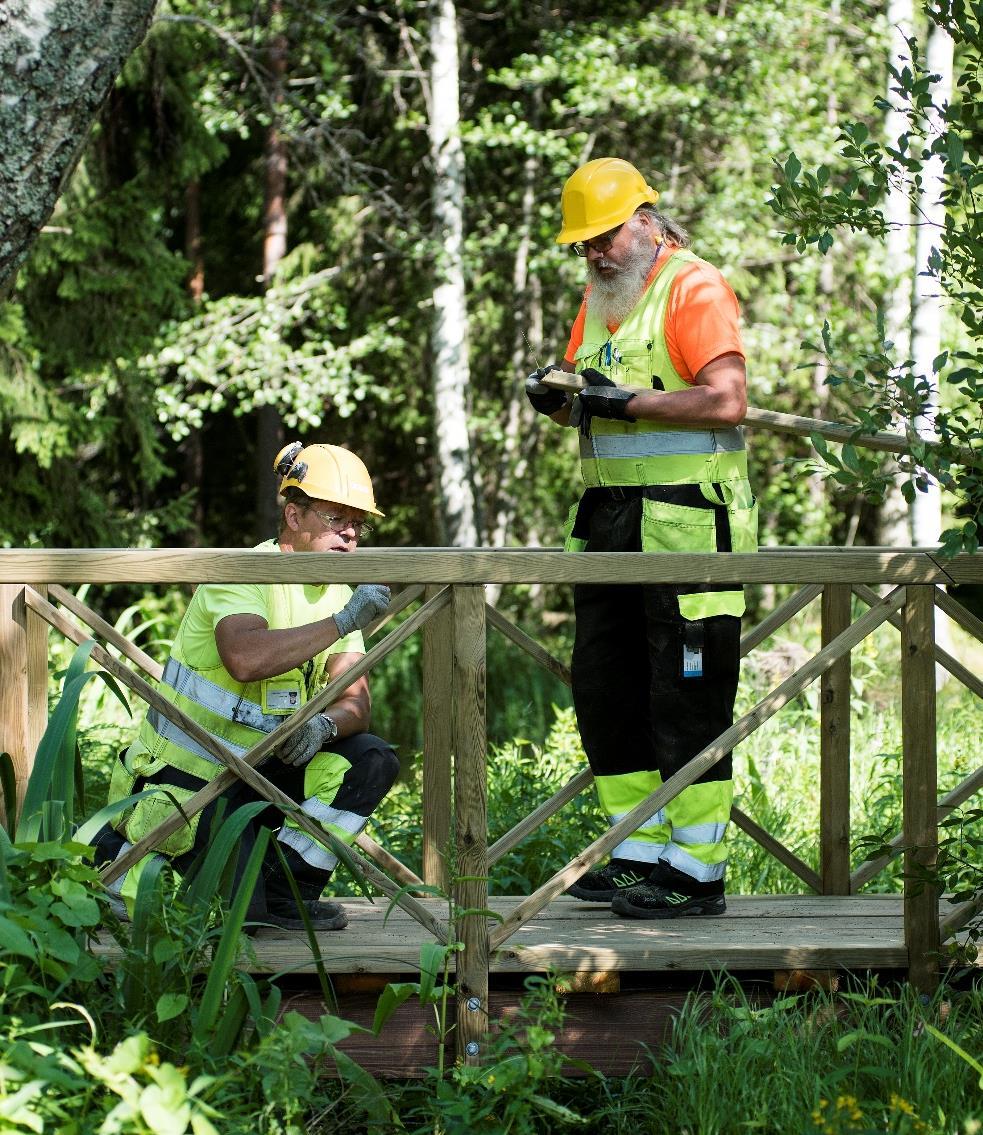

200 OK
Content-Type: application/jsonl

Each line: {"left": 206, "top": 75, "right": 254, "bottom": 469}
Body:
{"left": 568, "top": 367, "right": 636, "bottom": 435}
{"left": 333, "top": 583, "right": 391, "bottom": 638}
{"left": 525, "top": 365, "right": 568, "bottom": 416}
{"left": 275, "top": 711, "right": 338, "bottom": 767}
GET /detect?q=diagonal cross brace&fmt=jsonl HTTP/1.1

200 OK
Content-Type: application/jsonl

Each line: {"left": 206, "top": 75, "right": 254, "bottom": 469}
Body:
{"left": 489, "top": 585, "right": 907, "bottom": 950}
{"left": 25, "top": 584, "right": 452, "bottom": 942}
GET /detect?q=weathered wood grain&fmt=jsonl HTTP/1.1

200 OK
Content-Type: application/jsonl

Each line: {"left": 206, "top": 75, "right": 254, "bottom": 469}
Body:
{"left": 902, "top": 585, "right": 939, "bottom": 990}
{"left": 452, "top": 585, "right": 489, "bottom": 1063}
{"left": 422, "top": 584, "right": 453, "bottom": 889}
{"left": 820, "top": 584, "right": 852, "bottom": 895}
{"left": 0, "top": 547, "right": 973, "bottom": 585}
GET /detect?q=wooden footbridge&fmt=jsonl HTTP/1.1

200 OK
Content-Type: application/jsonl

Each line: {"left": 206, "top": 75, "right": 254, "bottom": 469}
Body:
{"left": 2, "top": 546, "right": 982, "bottom": 1067}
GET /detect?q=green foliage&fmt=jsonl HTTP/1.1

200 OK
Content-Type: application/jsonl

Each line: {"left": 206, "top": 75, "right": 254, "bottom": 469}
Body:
{"left": 769, "top": 3, "right": 983, "bottom": 554}
{"left": 3, "top": 0, "right": 929, "bottom": 552}
{"left": 629, "top": 979, "right": 983, "bottom": 1135}
{"left": 0, "top": 645, "right": 391, "bottom": 1134}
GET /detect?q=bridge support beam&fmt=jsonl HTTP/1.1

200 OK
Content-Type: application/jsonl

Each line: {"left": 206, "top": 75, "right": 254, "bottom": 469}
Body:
{"left": 902, "top": 584, "right": 939, "bottom": 991}
{"left": 0, "top": 583, "right": 48, "bottom": 822}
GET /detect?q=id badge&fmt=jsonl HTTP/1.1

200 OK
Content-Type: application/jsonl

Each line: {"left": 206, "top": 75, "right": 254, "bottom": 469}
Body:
{"left": 261, "top": 677, "right": 305, "bottom": 715}
{"left": 682, "top": 622, "right": 705, "bottom": 680}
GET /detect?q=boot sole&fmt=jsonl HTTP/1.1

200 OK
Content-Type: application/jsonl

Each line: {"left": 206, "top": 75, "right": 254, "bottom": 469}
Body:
{"left": 566, "top": 884, "right": 617, "bottom": 903}
{"left": 610, "top": 895, "right": 726, "bottom": 920}
{"left": 264, "top": 910, "right": 349, "bottom": 931}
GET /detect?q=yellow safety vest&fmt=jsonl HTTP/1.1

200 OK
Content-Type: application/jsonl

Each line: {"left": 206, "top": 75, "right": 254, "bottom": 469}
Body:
{"left": 569, "top": 251, "right": 757, "bottom": 619}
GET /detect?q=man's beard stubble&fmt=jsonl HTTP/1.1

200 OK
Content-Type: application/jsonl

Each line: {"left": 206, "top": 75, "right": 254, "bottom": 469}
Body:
{"left": 586, "top": 234, "right": 660, "bottom": 327}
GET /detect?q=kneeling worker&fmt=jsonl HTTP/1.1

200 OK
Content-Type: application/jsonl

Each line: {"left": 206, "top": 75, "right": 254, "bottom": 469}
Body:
{"left": 95, "top": 442, "right": 397, "bottom": 930}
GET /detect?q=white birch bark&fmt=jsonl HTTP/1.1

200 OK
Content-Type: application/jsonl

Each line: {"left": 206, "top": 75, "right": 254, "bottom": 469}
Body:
{"left": 878, "top": 0, "right": 915, "bottom": 546}
{"left": 910, "top": 18, "right": 953, "bottom": 548}
{"left": 428, "top": 0, "right": 479, "bottom": 546}
{"left": 0, "top": 0, "right": 158, "bottom": 293}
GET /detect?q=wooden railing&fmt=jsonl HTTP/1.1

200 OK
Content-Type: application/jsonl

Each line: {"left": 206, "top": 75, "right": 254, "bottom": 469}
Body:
{"left": 2, "top": 547, "right": 982, "bottom": 1062}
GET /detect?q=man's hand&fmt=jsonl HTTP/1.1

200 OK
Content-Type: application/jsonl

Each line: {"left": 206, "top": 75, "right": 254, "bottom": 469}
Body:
{"left": 333, "top": 583, "right": 391, "bottom": 639}
{"left": 525, "top": 366, "right": 568, "bottom": 416}
{"left": 568, "top": 367, "right": 636, "bottom": 433}
{"left": 275, "top": 711, "right": 338, "bottom": 766}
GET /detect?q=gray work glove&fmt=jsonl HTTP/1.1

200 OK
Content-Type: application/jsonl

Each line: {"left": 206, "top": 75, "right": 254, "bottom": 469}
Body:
{"left": 525, "top": 366, "right": 568, "bottom": 416}
{"left": 333, "top": 583, "right": 391, "bottom": 638}
{"left": 568, "top": 367, "right": 636, "bottom": 435}
{"left": 276, "top": 711, "right": 338, "bottom": 767}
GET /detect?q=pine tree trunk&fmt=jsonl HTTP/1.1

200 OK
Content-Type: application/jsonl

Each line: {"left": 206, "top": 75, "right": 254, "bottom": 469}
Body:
{"left": 0, "top": 0, "right": 157, "bottom": 293}
{"left": 428, "top": 0, "right": 479, "bottom": 547}
{"left": 182, "top": 177, "right": 206, "bottom": 546}
{"left": 255, "top": 0, "right": 288, "bottom": 544}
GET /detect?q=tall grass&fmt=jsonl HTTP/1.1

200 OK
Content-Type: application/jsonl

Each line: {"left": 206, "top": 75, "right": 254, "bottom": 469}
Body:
{"left": 1, "top": 643, "right": 394, "bottom": 1134}
{"left": 556, "top": 978, "right": 983, "bottom": 1135}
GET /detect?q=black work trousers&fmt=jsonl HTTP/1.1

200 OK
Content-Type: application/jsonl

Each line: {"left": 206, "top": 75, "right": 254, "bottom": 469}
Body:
{"left": 571, "top": 494, "right": 741, "bottom": 787}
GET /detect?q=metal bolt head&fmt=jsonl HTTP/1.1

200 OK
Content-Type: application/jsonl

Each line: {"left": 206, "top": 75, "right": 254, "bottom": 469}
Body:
{"left": 466, "top": 996, "right": 481, "bottom": 1012}
{"left": 465, "top": 1041, "right": 480, "bottom": 1057}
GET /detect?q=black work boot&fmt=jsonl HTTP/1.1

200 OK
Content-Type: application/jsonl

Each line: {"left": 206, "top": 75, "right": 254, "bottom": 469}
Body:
{"left": 567, "top": 858, "right": 653, "bottom": 902}
{"left": 265, "top": 897, "right": 348, "bottom": 931}
{"left": 263, "top": 849, "right": 348, "bottom": 931}
{"left": 610, "top": 859, "right": 726, "bottom": 919}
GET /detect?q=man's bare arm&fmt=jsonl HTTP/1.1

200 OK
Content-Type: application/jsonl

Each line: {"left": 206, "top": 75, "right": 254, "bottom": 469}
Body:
{"left": 215, "top": 613, "right": 345, "bottom": 684}
{"left": 622, "top": 353, "right": 747, "bottom": 428}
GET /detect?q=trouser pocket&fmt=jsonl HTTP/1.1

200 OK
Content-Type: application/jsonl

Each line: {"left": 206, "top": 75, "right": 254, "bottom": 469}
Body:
{"left": 123, "top": 783, "right": 202, "bottom": 858}
{"left": 640, "top": 482, "right": 754, "bottom": 620}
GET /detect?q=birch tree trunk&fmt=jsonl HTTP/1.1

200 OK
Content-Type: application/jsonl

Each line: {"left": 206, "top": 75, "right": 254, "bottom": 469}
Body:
{"left": 0, "top": 0, "right": 157, "bottom": 293}
{"left": 428, "top": 0, "right": 479, "bottom": 547}
{"left": 878, "top": 0, "right": 916, "bottom": 546}
{"left": 255, "top": 0, "right": 288, "bottom": 543}
{"left": 910, "top": 18, "right": 953, "bottom": 548}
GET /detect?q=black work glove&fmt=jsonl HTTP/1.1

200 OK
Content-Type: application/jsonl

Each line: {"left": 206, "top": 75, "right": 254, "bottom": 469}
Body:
{"left": 568, "top": 368, "right": 636, "bottom": 435}
{"left": 524, "top": 366, "right": 568, "bottom": 416}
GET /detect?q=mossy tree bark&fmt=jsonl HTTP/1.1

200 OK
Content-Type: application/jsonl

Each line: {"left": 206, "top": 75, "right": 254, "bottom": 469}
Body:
{"left": 0, "top": 0, "right": 157, "bottom": 293}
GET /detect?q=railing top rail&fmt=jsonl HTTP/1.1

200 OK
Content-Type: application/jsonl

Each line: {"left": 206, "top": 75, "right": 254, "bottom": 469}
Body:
{"left": 0, "top": 547, "right": 979, "bottom": 585}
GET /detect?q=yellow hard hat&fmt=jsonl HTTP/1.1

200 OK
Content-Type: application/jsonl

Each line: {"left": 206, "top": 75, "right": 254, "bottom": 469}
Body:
{"left": 556, "top": 157, "right": 660, "bottom": 245}
{"left": 274, "top": 441, "right": 384, "bottom": 517}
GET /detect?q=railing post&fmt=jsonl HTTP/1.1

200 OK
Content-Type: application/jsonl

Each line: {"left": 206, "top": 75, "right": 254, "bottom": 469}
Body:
{"left": 902, "top": 583, "right": 939, "bottom": 991}
{"left": 422, "top": 584, "right": 453, "bottom": 889}
{"left": 0, "top": 584, "right": 49, "bottom": 819}
{"left": 451, "top": 584, "right": 488, "bottom": 1065}
{"left": 820, "top": 583, "right": 852, "bottom": 894}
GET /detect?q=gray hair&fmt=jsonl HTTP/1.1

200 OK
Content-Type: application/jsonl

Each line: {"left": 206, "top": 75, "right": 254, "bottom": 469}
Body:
{"left": 279, "top": 486, "right": 315, "bottom": 531}
{"left": 636, "top": 203, "right": 691, "bottom": 248}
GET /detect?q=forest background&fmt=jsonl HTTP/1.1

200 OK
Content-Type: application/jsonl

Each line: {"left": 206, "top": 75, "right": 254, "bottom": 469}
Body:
{"left": 2, "top": 0, "right": 981, "bottom": 758}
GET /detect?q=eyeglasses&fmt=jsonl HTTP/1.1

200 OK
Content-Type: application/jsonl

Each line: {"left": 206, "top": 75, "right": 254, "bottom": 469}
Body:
{"left": 309, "top": 508, "right": 372, "bottom": 539}
{"left": 570, "top": 224, "right": 624, "bottom": 257}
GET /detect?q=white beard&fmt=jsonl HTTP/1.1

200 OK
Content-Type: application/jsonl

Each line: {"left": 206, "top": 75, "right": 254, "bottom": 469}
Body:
{"left": 586, "top": 236, "right": 660, "bottom": 326}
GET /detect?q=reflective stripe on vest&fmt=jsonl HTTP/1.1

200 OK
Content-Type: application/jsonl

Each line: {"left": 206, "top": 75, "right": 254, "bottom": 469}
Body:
{"left": 127, "top": 553, "right": 353, "bottom": 783}
{"left": 161, "top": 656, "right": 285, "bottom": 735}
{"left": 580, "top": 425, "right": 745, "bottom": 461}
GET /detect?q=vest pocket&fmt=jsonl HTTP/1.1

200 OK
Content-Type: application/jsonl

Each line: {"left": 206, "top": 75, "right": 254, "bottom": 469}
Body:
{"left": 728, "top": 500, "right": 758, "bottom": 554}
{"left": 123, "top": 784, "right": 202, "bottom": 858}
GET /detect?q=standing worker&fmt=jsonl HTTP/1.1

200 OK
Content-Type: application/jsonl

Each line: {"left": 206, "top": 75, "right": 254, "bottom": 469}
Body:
{"left": 526, "top": 157, "right": 757, "bottom": 919}
{"left": 95, "top": 442, "right": 398, "bottom": 930}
